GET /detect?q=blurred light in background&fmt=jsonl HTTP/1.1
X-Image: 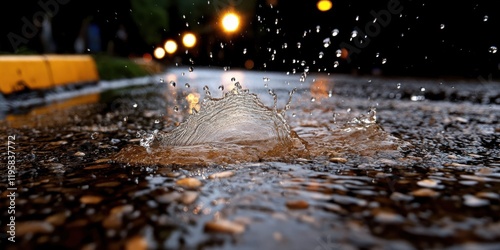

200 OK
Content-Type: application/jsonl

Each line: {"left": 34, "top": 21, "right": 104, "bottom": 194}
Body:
{"left": 221, "top": 12, "right": 240, "bottom": 33}
{"left": 317, "top": 0, "right": 333, "bottom": 12}
{"left": 154, "top": 47, "right": 166, "bottom": 59}
{"left": 182, "top": 33, "right": 197, "bottom": 48}
{"left": 142, "top": 53, "right": 152, "bottom": 62}
{"left": 164, "top": 39, "right": 178, "bottom": 54}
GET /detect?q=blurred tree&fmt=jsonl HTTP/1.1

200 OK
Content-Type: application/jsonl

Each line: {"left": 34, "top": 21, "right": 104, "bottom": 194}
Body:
{"left": 130, "top": 0, "right": 170, "bottom": 45}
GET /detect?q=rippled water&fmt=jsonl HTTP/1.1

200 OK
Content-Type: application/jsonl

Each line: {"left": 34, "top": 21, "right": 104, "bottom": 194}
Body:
{"left": 1, "top": 67, "right": 499, "bottom": 250}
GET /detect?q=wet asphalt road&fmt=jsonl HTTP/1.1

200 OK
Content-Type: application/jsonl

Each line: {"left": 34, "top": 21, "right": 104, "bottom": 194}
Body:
{"left": 1, "top": 67, "right": 500, "bottom": 250}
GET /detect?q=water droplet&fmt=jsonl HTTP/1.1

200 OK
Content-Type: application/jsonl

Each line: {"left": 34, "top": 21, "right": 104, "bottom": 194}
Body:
{"left": 292, "top": 113, "right": 296, "bottom": 117}
{"left": 91, "top": 132, "right": 99, "bottom": 140}
{"left": 220, "top": 42, "right": 224, "bottom": 48}
{"left": 170, "top": 81, "right": 176, "bottom": 87}
{"left": 283, "top": 43, "right": 288, "bottom": 49}
{"left": 154, "top": 119, "right": 160, "bottom": 124}
{"left": 323, "top": 38, "right": 330, "bottom": 48}
{"left": 489, "top": 46, "right": 497, "bottom": 54}
{"left": 296, "top": 42, "right": 301, "bottom": 49}
{"left": 483, "top": 15, "right": 489, "bottom": 21}
{"left": 328, "top": 90, "right": 333, "bottom": 97}
{"left": 351, "top": 30, "right": 358, "bottom": 37}
{"left": 347, "top": 108, "right": 351, "bottom": 113}
{"left": 235, "top": 82, "right": 242, "bottom": 90}
{"left": 310, "top": 97, "right": 316, "bottom": 102}
{"left": 263, "top": 77, "right": 270, "bottom": 82}
{"left": 133, "top": 103, "right": 138, "bottom": 108}
{"left": 381, "top": 58, "right": 387, "bottom": 64}
{"left": 420, "top": 87, "right": 426, "bottom": 92}
{"left": 335, "top": 49, "right": 342, "bottom": 57}
{"left": 332, "top": 28, "right": 339, "bottom": 36}
{"left": 397, "top": 83, "right": 401, "bottom": 89}
{"left": 185, "top": 83, "right": 190, "bottom": 88}
{"left": 333, "top": 61, "right": 339, "bottom": 68}
{"left": 159, "top": 78, "right": 164, "bottom": 83}
{"left": 231, "top": 77, "right": 236, "bottom": 82}
{"left": 243, "top": 48, "right": 247, "bottom": 54}
{"left": 188, "top": 67, "right": 194, "bottom": 72}
{"left": 224, "top": 66, "right": 229, "bottom": 71}
{"left": 319, "top": 52, "right": 324, "bottom": 59}
{"left": 218, "top": 85, "right": 224, "bottom": 91}
{"left": 173, "top": 106, "right": 179, "bottom": 112}
{"left": 316, "top": 25, "right": 321, "bottom": 33}
{"left": 440, "top": 24, "right": 445, "bottom": 29}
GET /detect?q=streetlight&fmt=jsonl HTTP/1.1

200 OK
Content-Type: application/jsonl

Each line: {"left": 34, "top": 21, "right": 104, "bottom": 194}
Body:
{"left": 221, "top": 12, "right": 240, "bottom": 33}
{"left": 182, "top": 33, "right": 197, "bottom": 48}
{"left": 317, "top": 0, "right": 332, "bottom": 12}
{"left": 164, "top": 39, "right": 178, "bottom": 54}
{"left": 153, "top": 47, "right": 165, "bottom": 59}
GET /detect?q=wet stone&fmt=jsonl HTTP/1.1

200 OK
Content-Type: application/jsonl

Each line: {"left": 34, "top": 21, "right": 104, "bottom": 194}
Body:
{"left": 80, "top": 195, "right": 104, "bottom": 204}
{"left": 84, "top": 164, "right": 111, "bottom": 170}
{"left": 204, "top": 219, "right": 245, "bottom": 234}
{"left": 411, "top": 188, "right": 440, "bottom": 198}
{"left": 373, "top": 210, "right": 406, "bottom": 224}
{"left": 329, "top": 157, "right": 348, "bottom": 163}
{"left": 16, "top": 221, "right": 54, "bottom": 236}
{"left": 125, "top": 236, "right": 148, "bottom": 250}
{"left": 286, "top": 200, "right": 310, "bottom": 209}
{"left": 176, "top": 177, "right": 203, "bottom": 189}
{"left": 45, "top": 211, "right": 70, "bottom": 226}
{"left": 74, "top": 151, "right": 86, "bottom": 156}
{"left": 208, "top": 170, "right": 235, "bottom": 179}
{"left": 417, "top": 179, "right": 441, "bottom": 189}
{"left": 180, "top": 191, "right": 199, "bottom": 205}
{"left": 463, "top": 195, "right": 490, "bottom": 207}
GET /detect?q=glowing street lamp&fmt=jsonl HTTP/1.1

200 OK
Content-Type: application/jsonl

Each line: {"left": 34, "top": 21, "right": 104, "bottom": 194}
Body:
{"left": 153, "top": 47, "right": 165, "bottom": 59}
{"left": 317, "top": 0, "right": 332, "bottom": 12}
{"left": 164, "top": 39, "right": 178, "bottom": 54}
{"left": 182, "top": 33, "right": 197, "bottom": 48}
{"left": 221, "top": 12, "right": 240, "bottom": 33}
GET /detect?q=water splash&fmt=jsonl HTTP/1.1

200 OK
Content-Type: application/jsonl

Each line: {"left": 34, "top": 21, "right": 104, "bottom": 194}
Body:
{"left": 158, "top": 83, "right": 294, "bottom": 146}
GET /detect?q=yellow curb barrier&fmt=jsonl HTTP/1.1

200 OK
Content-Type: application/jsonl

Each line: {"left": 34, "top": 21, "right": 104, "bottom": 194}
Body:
{"left": 0, "top": 55, "right": 99, "bottom": 95}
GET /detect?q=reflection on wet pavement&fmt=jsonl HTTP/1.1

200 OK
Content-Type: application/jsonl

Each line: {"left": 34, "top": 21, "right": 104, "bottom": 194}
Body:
{"left": 1, "top": 67, "right": 499, "bottom": 249}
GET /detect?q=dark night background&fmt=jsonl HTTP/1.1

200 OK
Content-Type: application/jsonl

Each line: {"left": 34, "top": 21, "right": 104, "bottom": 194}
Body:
{"left": 1, "top": 0, "right": 499, "bottom": 79}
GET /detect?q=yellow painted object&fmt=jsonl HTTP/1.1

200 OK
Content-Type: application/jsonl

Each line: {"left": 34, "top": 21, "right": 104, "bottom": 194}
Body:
{"left": 0, "top": 55, "right": 99, "bottom": 95}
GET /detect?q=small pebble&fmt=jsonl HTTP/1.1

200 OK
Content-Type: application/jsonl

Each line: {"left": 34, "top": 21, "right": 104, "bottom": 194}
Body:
{"left": 176, "top": 178, "right": 203, "bottom": 189}
{"left": 464, "top": 195, "right": 489, "bottom": 207}
{"left": 209, "top": 171, "right": 235, "bottom": 179}
{"left": 417, "top": 179, "right": 440, "bottom": 188}
{"left": 80, "top": 195, "right": 103, "bottom": 204}
{"left": 411, "top": 188, "right": 439, "bottom": 198}
{"left": 45, "top": 212, "right": 69, "bottom": 226}
{"left": 476, "top": 192, "right": 500, "bottom": 200}
{"left": 286, "top": 200, "right": 309, "bottom": 209}
{"left": 329, "top": 157, "right": 348, "bottom": 163}
{"left": 180, "top": 191, "right": 198, "bottom": 205}
{"left": 373, "top": 210, "right": 405, "bottom": 224}
{"left": 16, "top": 221, "right": 54, "bottom": 236}
{"left": 84, "top": 164, "right": 111, "bottom": 170}
{"left": 156, "top": 192, "right": 182, "bottom": 204}
{"left": 204, "top": 219, "right": 245, "bottom": 234}
{"left": 125, "top": 236, "right": 148, "bottom": 250}
{"left": 74, "top": 151, "right": 86, "bottom": 157}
